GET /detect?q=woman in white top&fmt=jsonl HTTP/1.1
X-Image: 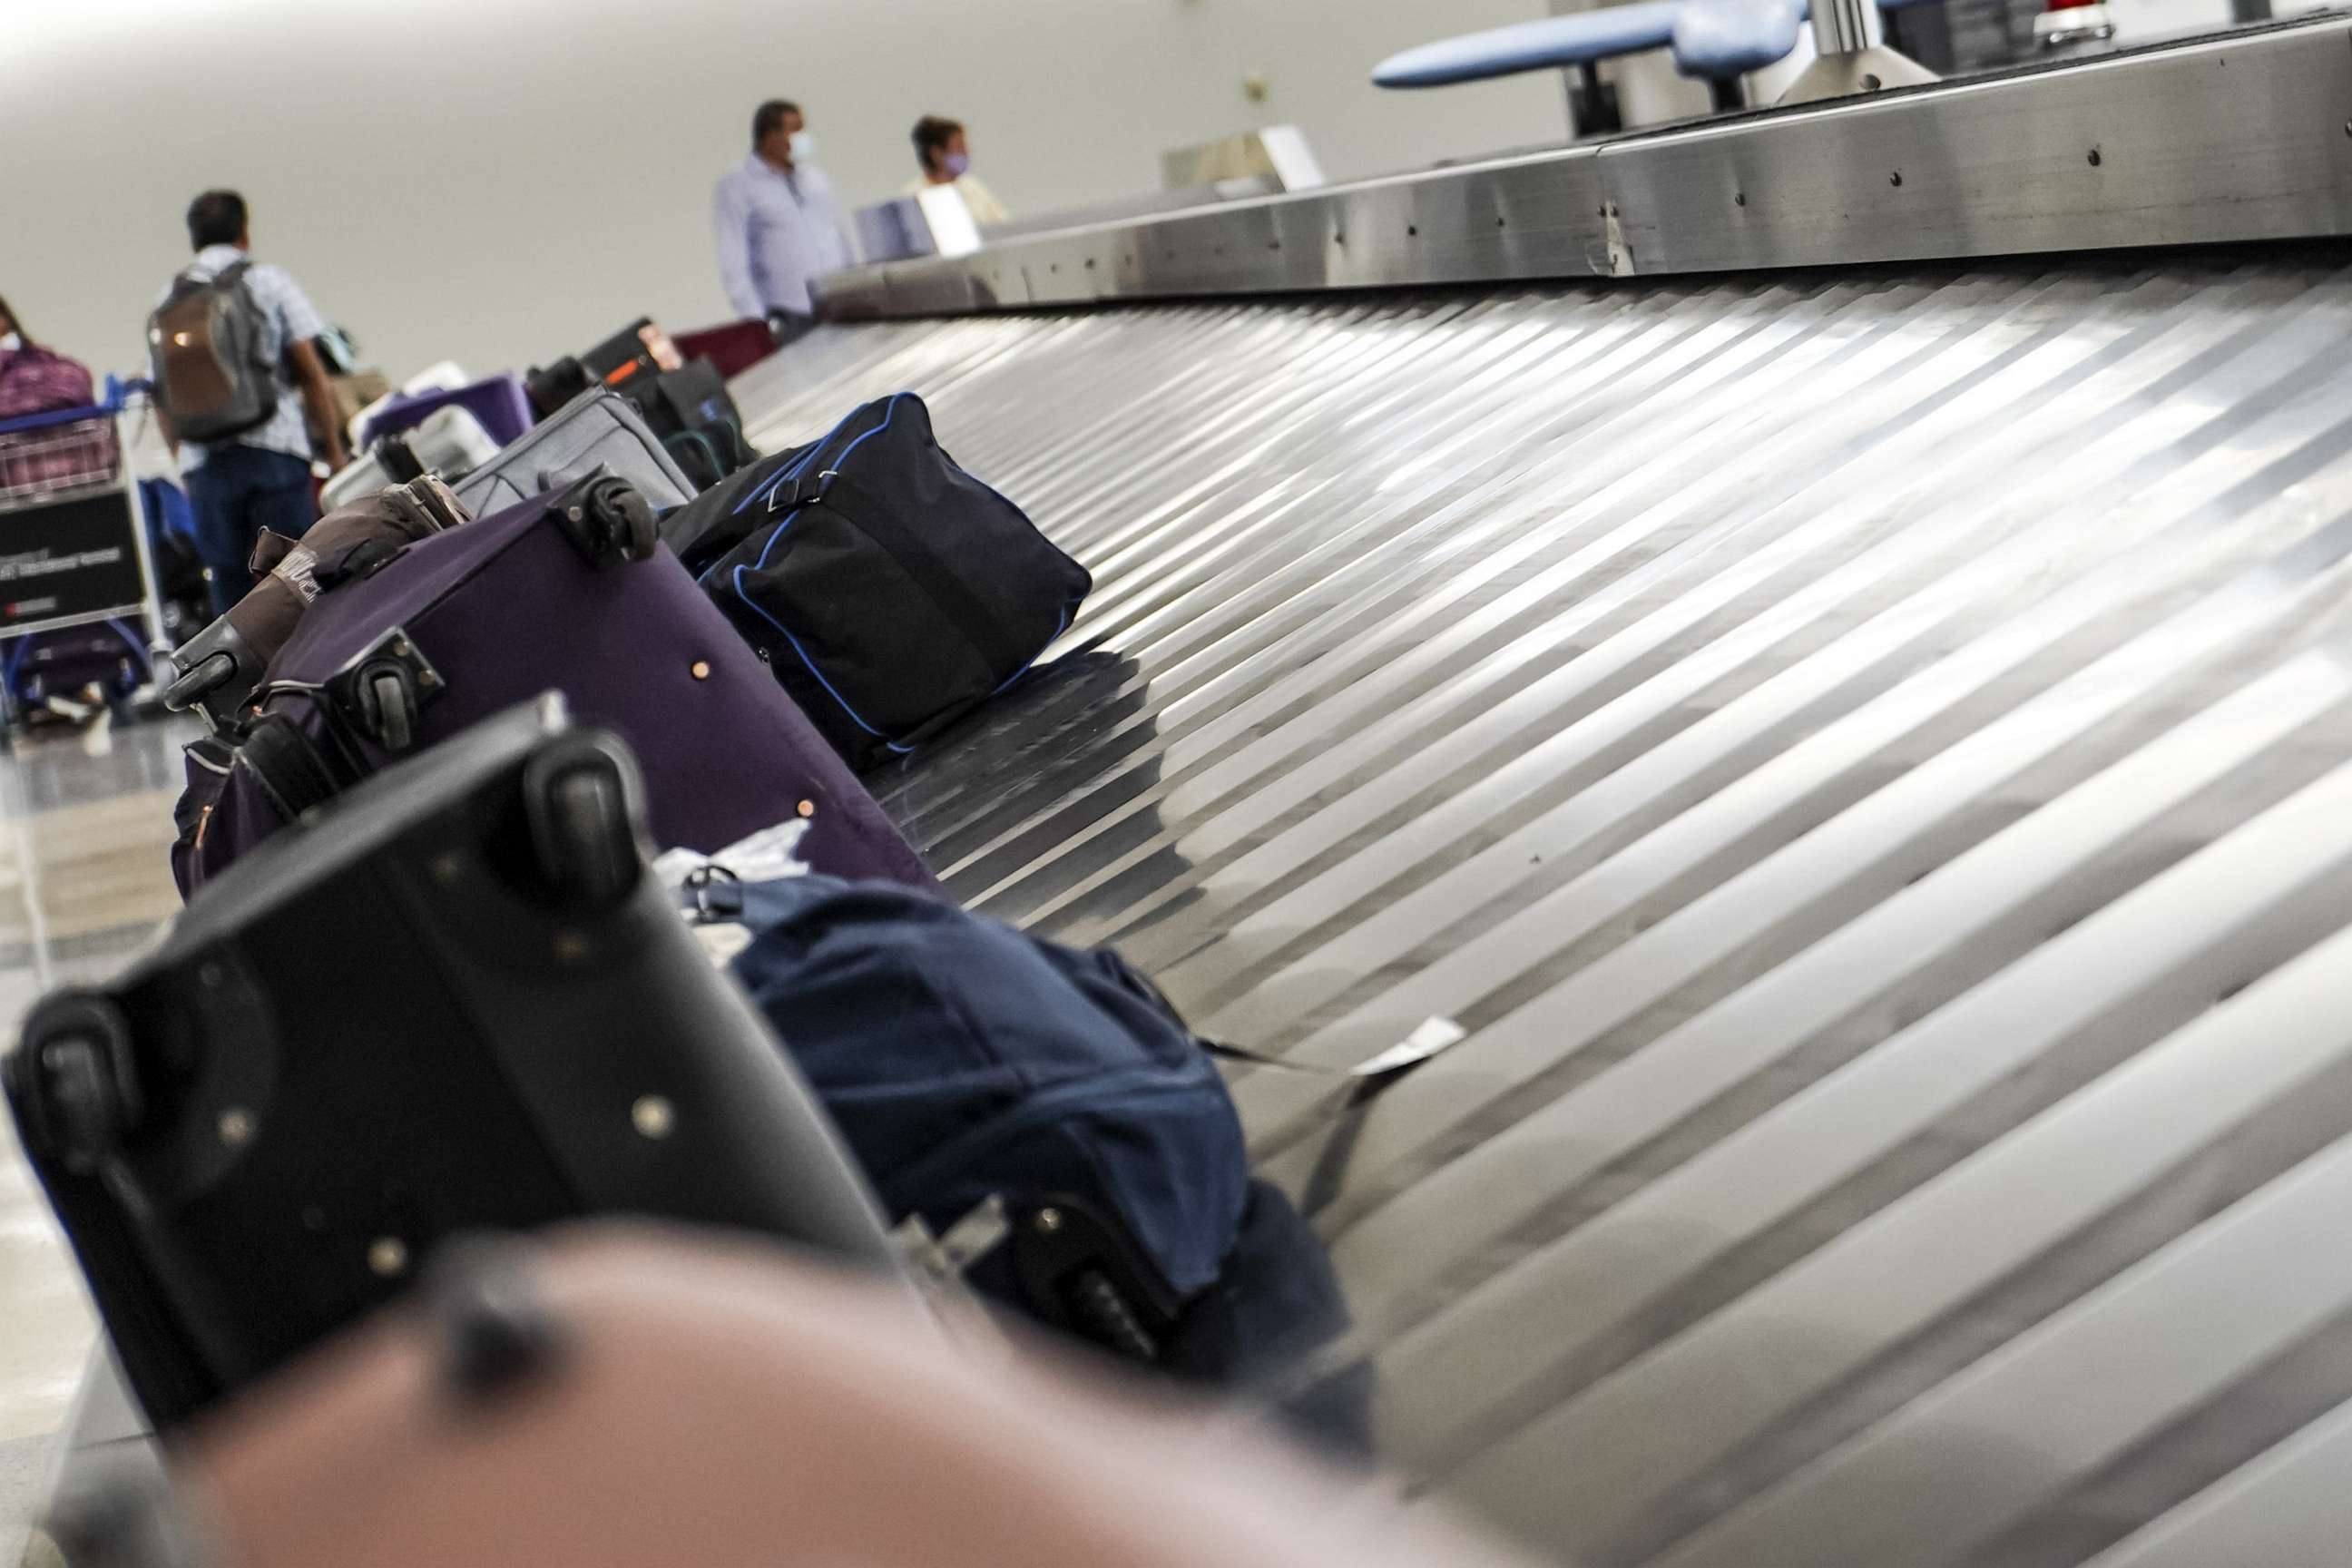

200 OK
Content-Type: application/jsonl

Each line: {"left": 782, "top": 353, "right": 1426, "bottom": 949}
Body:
{"left": 904, "top": 116, "right": 1011, "bottom": 229}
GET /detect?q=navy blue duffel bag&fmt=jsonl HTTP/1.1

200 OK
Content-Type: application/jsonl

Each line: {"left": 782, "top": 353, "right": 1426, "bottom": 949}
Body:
{"left": 710, "top": 874, "right": 1365, "bottom": 1446}
{"left": 662, "top": 393, "right": 1092, "bottom": 771}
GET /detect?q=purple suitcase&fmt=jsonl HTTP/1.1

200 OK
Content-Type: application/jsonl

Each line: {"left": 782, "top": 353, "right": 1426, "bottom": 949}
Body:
{"left": 356, "top": 374, "right": 534, "bottom": 451}
{"left": 171, "top": 475, "right": 934, "bottom": 900}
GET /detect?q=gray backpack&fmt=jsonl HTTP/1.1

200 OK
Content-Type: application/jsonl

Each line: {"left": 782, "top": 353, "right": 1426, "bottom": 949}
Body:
{"left": 148, "top": 260, "right": 277, "bottom": 443}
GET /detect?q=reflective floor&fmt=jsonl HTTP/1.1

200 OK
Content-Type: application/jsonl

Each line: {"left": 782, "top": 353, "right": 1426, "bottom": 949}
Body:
{"left": 0, "top": 718, "right": 188, "bottom": 1568}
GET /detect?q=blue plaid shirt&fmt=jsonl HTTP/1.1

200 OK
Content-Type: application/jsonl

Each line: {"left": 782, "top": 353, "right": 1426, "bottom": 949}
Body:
{"left": 160, "top": 244, "right": 328, "bottom": 472}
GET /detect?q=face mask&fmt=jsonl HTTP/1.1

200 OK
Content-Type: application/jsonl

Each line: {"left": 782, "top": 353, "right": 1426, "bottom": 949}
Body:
{"left": 788, "top": 130, "right": 816, "bottom": 162}
{"left": 943, "top": 152, "right": 971, "bottom": 179}
{"left": 0, "top": 333, "right": 18, "bottom": 353}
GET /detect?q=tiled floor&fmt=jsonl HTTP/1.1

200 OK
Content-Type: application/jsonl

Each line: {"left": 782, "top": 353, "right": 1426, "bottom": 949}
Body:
{"left": 0, "top": 715, "right": 188, "bottom": 1568}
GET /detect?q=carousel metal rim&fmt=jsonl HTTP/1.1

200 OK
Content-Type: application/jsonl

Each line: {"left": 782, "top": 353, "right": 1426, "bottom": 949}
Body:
{"left": 814, "top": 14, "right": 2352, "bottom": 318}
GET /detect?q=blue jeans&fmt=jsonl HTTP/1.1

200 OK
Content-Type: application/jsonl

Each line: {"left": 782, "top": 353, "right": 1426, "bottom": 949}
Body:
{"left": 185, "top": 445, "right": 318, "bottom": 616}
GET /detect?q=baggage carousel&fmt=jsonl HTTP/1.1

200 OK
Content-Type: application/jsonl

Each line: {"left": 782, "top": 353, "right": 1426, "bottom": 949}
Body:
{"left": 734, "top": 16, "right": 2352, "bottom": 1563}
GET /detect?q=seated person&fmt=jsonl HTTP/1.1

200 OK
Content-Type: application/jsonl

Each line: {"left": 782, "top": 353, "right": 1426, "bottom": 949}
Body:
{"left": 0, "top": 292, "right": 113, "bottom": 492}
{"left": 0, "top": 291, "right": 97, "bottom": 417}
{"left": 904, "top": 115, "right": 1012, "bottom": 227}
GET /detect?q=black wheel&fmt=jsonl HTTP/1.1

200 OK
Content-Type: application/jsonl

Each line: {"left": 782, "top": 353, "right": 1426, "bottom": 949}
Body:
{"left": 40, "top": 1041, "right": 116, "bottom": 1173}
{"left": 368, "top": 670, "right": 415, "bottom": 751}
{"left": 571, "top": 477, "right": 655, "bottom": 568}
{"left": 619, "top": 489, "right": 658, "bottom": 561}
{"left": 16, "top": 994, "right": 139, "bottom": 1174}
{"left": 523, "top": 753, "right": 641, "bottom": 912}
{"left": 1066, "top": 1269, "right": 1161, "bottom": 1363}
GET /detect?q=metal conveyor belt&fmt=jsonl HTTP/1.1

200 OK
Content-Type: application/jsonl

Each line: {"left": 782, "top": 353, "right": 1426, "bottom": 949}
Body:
{"left": 734, "top": 250, "right": 2352, "bottom": 1567}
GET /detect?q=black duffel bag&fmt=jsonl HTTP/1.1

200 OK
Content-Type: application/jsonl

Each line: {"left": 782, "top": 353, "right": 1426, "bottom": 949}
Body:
{"left": 662, "top": 393, "right": 1091, "bottom": 770}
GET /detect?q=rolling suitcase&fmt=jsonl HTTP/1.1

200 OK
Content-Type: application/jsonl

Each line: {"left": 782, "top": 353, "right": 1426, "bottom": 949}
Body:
{"left": 450, "top": 387, "right": 694, "bottom": 515}
{"left": 319, "top": 404, "right": 499, "bottom": 512}
{"left": 169, "top": 471, "right": 935, "bottom": 899}
{"left": 354, "top": 372, "right": 532, "bottom": 451}
{"left": 676, "top": 316, "right": 780, "bottom": 377}
{"left": 522, "top": 318, "right": 681, "bottom": 420}
{"left": 162, "top": 475, "right": 470, "bottom": 733}
{"left": 8, "top": 701, "right": 900, "bottom": 1428}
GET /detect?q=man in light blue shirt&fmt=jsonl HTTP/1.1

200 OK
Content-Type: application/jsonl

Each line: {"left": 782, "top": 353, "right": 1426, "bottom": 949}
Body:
{"left": 713, "top": 99, "right": 854, "bottom": 323}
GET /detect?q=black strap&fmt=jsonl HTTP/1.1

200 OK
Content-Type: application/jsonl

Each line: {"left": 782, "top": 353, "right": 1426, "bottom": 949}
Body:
{"left": 237, "top": 713, "right": 341, "bottom": 822}
{"left": 377, "top": 434, "right": 424, "bottom": 483}
{"left": 819, "top": 474, "right": 1024, "bottom": 677}
{"left": 310, "top": 537, "right": 407, "bottom": 590}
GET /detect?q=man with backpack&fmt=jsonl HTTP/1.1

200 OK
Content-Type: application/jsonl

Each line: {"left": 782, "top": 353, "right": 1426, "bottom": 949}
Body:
{"left": 151, "top": 190, "right": 348, "bottom": 615}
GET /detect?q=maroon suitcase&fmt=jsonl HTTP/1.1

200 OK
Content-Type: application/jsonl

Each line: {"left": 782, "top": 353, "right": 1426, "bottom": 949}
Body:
{"left": 172, "top": 473, "right": 934, "bottom": 900}
{"left": 674, "top": 318, "right": 779, "bottom": 379}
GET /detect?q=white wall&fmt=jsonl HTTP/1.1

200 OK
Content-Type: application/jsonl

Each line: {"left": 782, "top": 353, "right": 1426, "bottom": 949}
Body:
{"left": 0, "top": 0, "right": 1563, "bottom": 383}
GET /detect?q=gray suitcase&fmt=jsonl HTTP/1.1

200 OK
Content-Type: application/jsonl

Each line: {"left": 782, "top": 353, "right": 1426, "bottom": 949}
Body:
{"left": 452, "top": 388, "right": 695, "bottom": 514}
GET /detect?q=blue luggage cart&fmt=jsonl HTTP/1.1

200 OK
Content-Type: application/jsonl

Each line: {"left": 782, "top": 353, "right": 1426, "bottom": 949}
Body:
{"left": 0, "top": 378, "right": 169, "bottom": 724}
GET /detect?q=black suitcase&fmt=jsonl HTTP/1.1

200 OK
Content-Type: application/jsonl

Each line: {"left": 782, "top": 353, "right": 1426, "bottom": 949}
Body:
{"left": 450, "top": 387, "right": 696, "bottom": 515}
{"left": 522, "top": 318, "right": 673, "bottom": 420}
{"left": 5, "top": 698, "right": 897, "bottom": 1429}
{"left": 624, "top": 358, "right": 757, "bottom": 490}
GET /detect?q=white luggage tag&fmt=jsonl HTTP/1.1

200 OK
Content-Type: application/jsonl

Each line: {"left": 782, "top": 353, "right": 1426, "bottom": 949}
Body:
{"left": 1205, "top": 1017, "right": 1472, "bottom": 1218}
{"left": 1201, "top": 1015, "right": 1469, "bottom": 1102}
{"left": 1212, "top": 1018, "right": 1474, "bottom": 1218}
{"left": 652, "top": 817, "right": 816, "bottom": 889}
{"left": 891, "top": 1195, "right": 1014, "bottom": 1291}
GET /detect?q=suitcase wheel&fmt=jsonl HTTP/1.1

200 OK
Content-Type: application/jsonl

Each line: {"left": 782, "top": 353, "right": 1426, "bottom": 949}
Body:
{"left": 521, "top": 745, "right": 642, "bottom": 912}
{"left": 339, "top": 662, "right": 420, "bottom": 753}
{"left": 15, "top": 993, "right": 142, "bottom": 1175}
{"left": 557, "top": 475, "right": 657, "bottom": 570}
{"left": 368, "top": 669, "right": 416, "bottom": 751}
{"left": 1011, "top": 1196, "right": 1187, "bottom": 1367}
{"left": 325, "top": 630, "right": 442, "bottom": 756}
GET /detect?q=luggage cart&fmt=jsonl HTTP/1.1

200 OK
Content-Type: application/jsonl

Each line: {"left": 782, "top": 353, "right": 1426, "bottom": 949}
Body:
{"left": 0, "top": 377, "right": 169, "bottom": 726}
